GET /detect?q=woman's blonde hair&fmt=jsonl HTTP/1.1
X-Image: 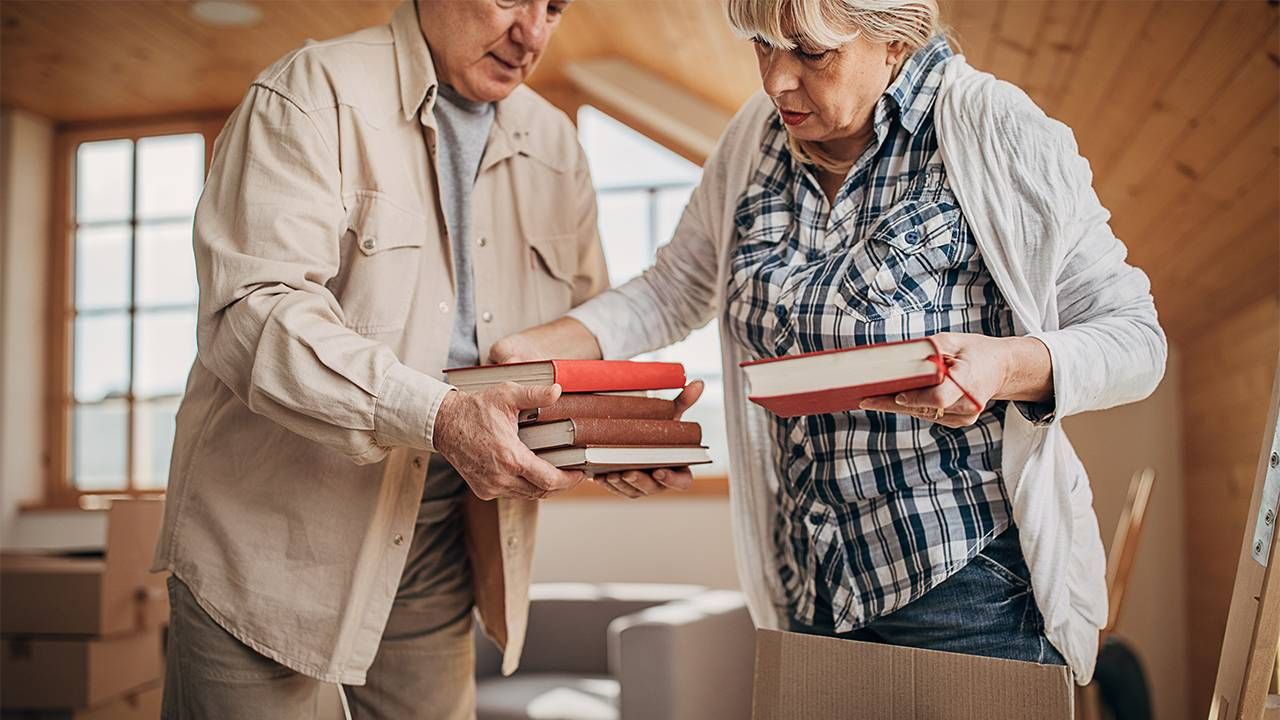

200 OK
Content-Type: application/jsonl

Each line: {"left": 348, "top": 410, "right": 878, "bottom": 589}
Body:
{"left": 725, "top": 0, "right": 944, "bottom": 172}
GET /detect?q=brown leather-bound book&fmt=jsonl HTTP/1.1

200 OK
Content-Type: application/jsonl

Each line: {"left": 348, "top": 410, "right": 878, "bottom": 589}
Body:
{"left": 517, "top": 394, "right": 676, "bottom": 424}
{"left": 517, "top": 418, "right": 702, "bottom": 451}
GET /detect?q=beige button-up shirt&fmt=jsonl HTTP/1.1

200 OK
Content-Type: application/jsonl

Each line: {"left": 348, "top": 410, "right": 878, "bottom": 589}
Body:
{"left": 152, "top": 1, "right": 608, "bottom": 683}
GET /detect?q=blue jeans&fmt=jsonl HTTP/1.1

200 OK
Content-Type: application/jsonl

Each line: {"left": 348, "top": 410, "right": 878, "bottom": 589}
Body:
{"left": 789, "top": 526, "right": 1066, "bottom": 665}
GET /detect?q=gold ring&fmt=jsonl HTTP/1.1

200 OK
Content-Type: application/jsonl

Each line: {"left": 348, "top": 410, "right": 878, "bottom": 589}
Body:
{"left": 933, "top": 407, "right": 945, "bottom": 420}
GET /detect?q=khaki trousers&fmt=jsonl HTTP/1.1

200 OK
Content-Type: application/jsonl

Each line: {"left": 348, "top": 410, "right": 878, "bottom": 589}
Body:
{"left": 163, "top": 461, "right": 475, "bottom": 720}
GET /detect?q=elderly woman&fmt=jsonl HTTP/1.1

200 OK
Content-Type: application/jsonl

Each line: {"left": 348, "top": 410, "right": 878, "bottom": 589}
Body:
{"left": 491, "top": 0, "right": 1165, "bottom": 682}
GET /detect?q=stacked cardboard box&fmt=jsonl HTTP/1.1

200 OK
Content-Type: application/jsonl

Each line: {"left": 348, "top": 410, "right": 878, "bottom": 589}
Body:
{"left": 1, "top": 500, "right": 167, "bottom": 720}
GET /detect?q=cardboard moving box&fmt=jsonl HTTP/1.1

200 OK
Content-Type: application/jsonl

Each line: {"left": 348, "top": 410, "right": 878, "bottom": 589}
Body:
{"left": 751, "top": 629, "right": 1073, "bottom": 720}
{"left": 0, "top": 500, "right": 166, "bottom": 636}
{"left": 0, "top": 682, "right": 161, "bottom": 720}
{"left": 0, "top": 631, "right": 163, "bottom": 710}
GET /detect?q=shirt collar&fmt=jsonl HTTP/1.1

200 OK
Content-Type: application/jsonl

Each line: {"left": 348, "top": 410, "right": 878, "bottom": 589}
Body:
{"left": 391, "top": 1, "right": 437, "bottom": 122}
{"left": 880, "top": 35, "right": 953, "bottom": 136}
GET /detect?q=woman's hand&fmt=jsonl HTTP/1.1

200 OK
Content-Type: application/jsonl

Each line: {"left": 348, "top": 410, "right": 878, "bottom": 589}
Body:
{"left": 594, "top": 380, "right": 704, "bottom": 498}
{"left": 858, "top": 333, "right": 1053, "bottom": 428}
{"left": 490, "top": 317, "right": 603, "bottom": 364}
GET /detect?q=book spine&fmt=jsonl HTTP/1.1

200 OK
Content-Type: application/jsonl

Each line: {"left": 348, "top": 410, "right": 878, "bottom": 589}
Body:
{"left": 568, "top": 419, "right": 703, "bottom": 447}
{"left": 520, "top": 395, "right": 677, "bottom": 423}
{"left": 550, "top": 360, "right": 687, "bottom": 392}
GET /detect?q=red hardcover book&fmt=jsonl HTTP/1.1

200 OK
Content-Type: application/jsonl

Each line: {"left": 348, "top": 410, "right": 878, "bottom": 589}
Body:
{"left": 739, "top": 338, "right": 943, "bottom": 417}
{"left": 444, "top": 360, "right": 685, "bottom": 394}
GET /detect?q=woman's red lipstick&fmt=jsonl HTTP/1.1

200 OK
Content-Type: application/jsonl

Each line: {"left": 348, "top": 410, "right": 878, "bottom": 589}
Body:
{"left": 779, "top": 109, "right": 809, "bottom": 126}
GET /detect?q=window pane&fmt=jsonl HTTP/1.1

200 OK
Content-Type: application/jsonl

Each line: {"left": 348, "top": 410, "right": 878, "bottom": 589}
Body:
{"left": 76, "top": 139, "right": 133, "bottom": 223}
{"left": 74, "top": 313, "right": 130, "bottom": 403}
{"left": 134, "top": 310, "right": 196, "bottom": 398}
{"left": 577, "top": 106, "right": 701, "bottom": 189}
{"left": 656, "top": 186, "right": 695, "bottom": 246}
{"left": 661, "top": 323, "right": 723, "bottom": 378}
{"left": 133, "top": 397, "right": 180, "bottom": 490}
{"left": 72, "top": 401, "right": 128, "bottom": 491}
{"left": 137, "top": 134, "right": 204, "bottom": 220}
{"left": 598, "top": 191, "right": 651, "bottom": 286}
{"left": 137, "top": 220, "right": 198, "bottom": 307}
{"left": 75, "top": 224, "right": 132, "bottom": 310}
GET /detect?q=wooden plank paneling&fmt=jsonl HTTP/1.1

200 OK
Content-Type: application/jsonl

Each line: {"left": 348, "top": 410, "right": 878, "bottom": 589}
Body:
{"left": 1017, "top": 0, "right": 1095, "bottom": 112}
{"left": 1053, "top": 1, "right": 1157, "bottom": 137}
{"left": 1183, "top": 294, "right": 1280, "bottom": 719}
{"left": 1077, "top": 0, "right": 1219, "bottom": 181}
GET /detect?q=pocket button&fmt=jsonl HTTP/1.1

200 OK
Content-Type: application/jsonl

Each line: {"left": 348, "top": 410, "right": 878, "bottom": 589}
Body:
{"left": 362, "top": 236, "right": 377, "bottom": 252}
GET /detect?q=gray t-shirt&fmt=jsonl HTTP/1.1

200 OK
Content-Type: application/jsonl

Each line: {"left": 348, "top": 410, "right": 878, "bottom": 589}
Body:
{"left": 433, "top": 83, "right": 495, "bottom": 370}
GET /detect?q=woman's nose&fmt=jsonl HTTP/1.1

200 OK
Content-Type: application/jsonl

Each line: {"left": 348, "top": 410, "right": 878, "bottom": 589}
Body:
{"left": 759, "top": 53, "right": 800, "bottom": 97}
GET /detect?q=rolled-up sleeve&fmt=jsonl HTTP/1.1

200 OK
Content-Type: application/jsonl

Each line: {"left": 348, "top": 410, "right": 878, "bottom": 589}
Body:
{"left": 195, "top": 84, "right": 451, "bottom": 464}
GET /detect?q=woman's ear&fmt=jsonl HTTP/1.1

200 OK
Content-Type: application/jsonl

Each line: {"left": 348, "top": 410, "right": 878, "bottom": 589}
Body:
{"left": 886, "top": 40, "right": 907, "bottom": 67}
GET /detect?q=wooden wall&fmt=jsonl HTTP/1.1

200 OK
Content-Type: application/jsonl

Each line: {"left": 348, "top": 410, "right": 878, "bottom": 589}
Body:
{"left": 1182, "top": 295, "right": 1280, "bottom": 717}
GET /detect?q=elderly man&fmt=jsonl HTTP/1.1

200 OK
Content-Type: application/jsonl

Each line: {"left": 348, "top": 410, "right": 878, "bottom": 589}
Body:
{"left": 152, "top": 0, "right": 606, "bottom": 717}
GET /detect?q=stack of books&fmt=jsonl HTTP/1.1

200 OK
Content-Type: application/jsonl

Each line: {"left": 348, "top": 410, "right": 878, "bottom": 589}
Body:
{"left": 445, "top": 359, "right": 711, "bottom": 473}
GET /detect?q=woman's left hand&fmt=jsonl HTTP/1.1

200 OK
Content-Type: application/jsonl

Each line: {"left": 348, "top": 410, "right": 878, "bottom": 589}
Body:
{"left": 858, "top": 332, "right": 1052, "bottom": 428}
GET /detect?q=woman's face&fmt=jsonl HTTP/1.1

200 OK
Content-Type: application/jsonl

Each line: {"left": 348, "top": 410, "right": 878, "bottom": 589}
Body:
{"left": 753, "top": 33, "right": 906, "bottom": 158}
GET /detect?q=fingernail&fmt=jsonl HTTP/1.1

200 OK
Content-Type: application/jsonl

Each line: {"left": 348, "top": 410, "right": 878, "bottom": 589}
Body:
{"left": 654, "top": 470, "right": 666, "bottom": 480}
{"left": 895, "top": 394, "right": 908, "bottom": 405}
{"left": 858, "top": 401, "right": 868, "bottom": 410}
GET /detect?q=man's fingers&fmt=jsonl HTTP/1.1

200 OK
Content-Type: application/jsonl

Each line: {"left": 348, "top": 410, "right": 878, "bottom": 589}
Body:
{"left": 517, "top": 450, "right": 583, "bottom": 493}
{"left": 508, "top": 382, "right": 563, "bottom": 411}
{"left": 673, "top": 380, "right": 705, "bottom": 419}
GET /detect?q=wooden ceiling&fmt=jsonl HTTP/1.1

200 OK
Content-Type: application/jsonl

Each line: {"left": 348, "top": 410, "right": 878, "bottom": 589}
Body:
{"left": 2, "top": 0, "right": 1278, "bottom": 343}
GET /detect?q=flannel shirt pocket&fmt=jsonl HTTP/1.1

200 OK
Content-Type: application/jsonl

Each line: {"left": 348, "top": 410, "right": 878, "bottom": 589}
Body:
{"left": 838, "top": 199, "right": 958, "bottom": 322}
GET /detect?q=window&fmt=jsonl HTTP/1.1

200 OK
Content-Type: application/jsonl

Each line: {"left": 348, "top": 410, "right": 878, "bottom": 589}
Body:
{"left": 49, "top": 119, "right": 220, "bottom": 503}
{"left": 577, "top": 106, "right": 729, "bottom": 477}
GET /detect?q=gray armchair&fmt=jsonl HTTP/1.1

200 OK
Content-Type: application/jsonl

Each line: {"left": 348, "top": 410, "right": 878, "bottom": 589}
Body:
{"left": 475, "top": 583, "right": 755, "bottom": 720}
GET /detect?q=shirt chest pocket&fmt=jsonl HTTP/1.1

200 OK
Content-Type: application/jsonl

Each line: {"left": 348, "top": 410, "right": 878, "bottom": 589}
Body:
{"left": 525, "top": 232, "right": 578, "bottom": 322}
{"left": 837, "top": 200, "right": 958, "bottom": 323}
{"left": 333, "top": 195, "right": 429, "bottom": 335}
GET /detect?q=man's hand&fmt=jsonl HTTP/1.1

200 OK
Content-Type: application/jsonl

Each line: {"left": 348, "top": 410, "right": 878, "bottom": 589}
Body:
{"left": 595, "top": 380, "right": 704, "bottom": 499}
{"left": 434, "top": 382, "right": 588, "bottom": 500}
{"left": 857, "top": 332, "right": 1053, "bottom": 428}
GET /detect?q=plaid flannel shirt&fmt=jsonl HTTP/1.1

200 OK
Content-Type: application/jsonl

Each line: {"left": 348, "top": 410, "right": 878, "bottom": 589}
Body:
{"left": 725, "top": 37, "right": 1032, "bottom": 630}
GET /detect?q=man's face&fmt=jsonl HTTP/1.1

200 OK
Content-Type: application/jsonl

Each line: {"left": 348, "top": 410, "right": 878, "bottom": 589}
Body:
{"left": 419, "top": 0, "right": 569, "bottom": 103}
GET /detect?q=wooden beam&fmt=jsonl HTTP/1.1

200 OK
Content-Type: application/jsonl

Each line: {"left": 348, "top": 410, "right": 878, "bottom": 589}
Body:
{"left": 562, "top": 58, "right": 732, "bottom": 166}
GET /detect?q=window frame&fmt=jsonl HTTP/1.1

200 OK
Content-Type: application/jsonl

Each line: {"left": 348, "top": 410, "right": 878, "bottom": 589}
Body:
{"left": 44, "top": 114, "right": 225, "bottom": 509}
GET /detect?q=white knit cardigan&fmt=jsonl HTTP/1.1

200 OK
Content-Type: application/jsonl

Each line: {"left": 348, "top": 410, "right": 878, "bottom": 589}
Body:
{"left": 568, "top": 57, "right": 1168, "bottom": 683}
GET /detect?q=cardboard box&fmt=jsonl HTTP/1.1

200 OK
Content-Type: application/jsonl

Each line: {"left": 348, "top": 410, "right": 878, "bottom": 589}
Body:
{"left": 0, "top": 629, "right": 163, "bottom": 710}
{"left": 1, "top": 500, "right": 166, "bottom": 636}
{"left": 751, "top": 629, "right": 1073, "bottom": 720}
{"left": 0, "top": 682, "right": 161, "bottom": 720}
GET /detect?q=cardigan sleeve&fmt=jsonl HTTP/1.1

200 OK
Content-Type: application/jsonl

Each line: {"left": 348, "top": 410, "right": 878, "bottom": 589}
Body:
{"left": 1003, "top": 99, "right": 1169, "bottom": 421}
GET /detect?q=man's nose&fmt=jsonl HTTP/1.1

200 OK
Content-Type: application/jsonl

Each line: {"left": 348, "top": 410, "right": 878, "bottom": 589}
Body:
{"left": 509, "top": 3, "right": 551, "bottom": 54}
